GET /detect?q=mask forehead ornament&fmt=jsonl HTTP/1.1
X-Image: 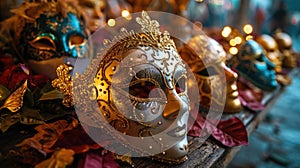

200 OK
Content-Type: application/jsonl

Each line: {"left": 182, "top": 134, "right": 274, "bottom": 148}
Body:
{"left": 74, "top": 11, "right": 196, "bottom": 164}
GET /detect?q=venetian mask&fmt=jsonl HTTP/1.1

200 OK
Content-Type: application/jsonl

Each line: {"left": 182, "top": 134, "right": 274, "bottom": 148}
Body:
{"left": 273, "top": 31, "right": 297, "bottom": 68}
{"left": 256, "top": 34, "right": 282, "bottom": 73}
{"left": 180, "top": 35, "right": 242, "bottom": 113}
{"left": 12, "top": 0, "right": 88, "bottom": 78}
{"left": 74, "top": 12, "right": 193, "bottom": 164}
{"left": 78, "top": 0, "right": 106, "bottom": 33}
{"left": 232, "top": 40, "right": 277, "bottom": 91}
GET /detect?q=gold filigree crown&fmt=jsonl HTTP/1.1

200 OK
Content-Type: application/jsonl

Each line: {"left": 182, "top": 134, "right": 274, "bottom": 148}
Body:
{"left": 102, "top": 11, "right": 176, "bottom": 52}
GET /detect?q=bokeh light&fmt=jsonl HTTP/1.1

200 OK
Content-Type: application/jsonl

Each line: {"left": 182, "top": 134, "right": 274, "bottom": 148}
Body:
{"left": 222, "top": 26, "right": 232, "bottom": 38}
{"left": 229, "top": 47, "right": 238, "bottom": 55}
{"left": 243, "top": 24, "right": 253, "bottom": 34}
{"left": 107, "top": 19, "right": 116, "bottom": 27}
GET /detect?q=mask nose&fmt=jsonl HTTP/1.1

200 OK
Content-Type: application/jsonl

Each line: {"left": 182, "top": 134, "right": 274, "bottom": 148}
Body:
{"left": 265, "top": 57, "right": 276, "bottom": 70}
{"left": 224, "top": 65, "right": 238, "bottom": 82}
{"left": 163, "top": 89, "right": 187, "bottom": 119}
{"left": 93, "top": 8, "right": 104, "bottom": 19}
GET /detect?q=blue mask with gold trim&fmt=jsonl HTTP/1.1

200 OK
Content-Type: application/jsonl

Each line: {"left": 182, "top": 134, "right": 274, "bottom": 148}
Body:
{"left": 233, "top": 40, "right": 278, "bottom": 91}
{"left": 20, "top": 12, "right": 87, "bottom": 61}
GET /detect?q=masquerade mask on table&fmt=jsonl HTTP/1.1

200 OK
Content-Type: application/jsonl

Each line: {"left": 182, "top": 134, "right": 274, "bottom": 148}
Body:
{"left": 256, "top": 34, "right": 282, "bottom": 73}
{"left": 232, "top": 40, "right": 278, "bottom": 91}
{"left": 273, "top": 31, "right": 297, "bottom": 68}
{"left": 74, "top": 11, "right": 195, "bottom": 164}
{"left": 78, "top": 0, "right": 106, "bottom": 33}
{"left": 11, "top": 0, "right": 88, "bottom": 78}
{"left": 179, "top": 35, "right": 242, "bottom": 113}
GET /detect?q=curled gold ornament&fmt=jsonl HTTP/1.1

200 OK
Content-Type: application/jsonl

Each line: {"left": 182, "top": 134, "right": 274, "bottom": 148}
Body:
{"left": 52, "top": 64, "right": 73, "bottom": 107}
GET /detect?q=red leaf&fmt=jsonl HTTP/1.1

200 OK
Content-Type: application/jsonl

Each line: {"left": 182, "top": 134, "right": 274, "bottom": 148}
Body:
{"left": 51, "top": 125, "right": 101, "bottom": 154}
{"left": 0, "top": 54, "right": 14, "bottom": 71}
{"left": 28, "top": 74, "right": 50, "bottom": 90}
{"left": 17, "top": 119, "right": 74, "bottom": 153}
{"left": 0, "top": 65, "right": 28, "bottom": 90}
{"left": 0, "top": 63, "right": 50, "bottom": 91}
{"left": 237, "top": 77, "right": 265, "bottom": 112}
{"left": 188, "top": 114, "right": 205, "bottom": 137}
{"left": 188, "top": 114, "right": 248, "bottom": 147}
{"left": 78, "top": 150, "right": 120, "bottom": 168}
{"left": 212, "top": 117, "right": 248, "bottom": 147}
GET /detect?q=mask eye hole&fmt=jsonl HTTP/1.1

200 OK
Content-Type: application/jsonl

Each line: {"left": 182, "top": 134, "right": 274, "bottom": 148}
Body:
{"left": 255, "top": 54, "right": 265, "bottom": 62}
{"left": 175, "top": 76, "right": 186, "bottom": 94}
{"left": 69, "top": 35, "right": 86, "bottom": 47}
{"left": 29, "top": 37, "right": 56, "bottom": 51}
{"left": 129, "top": 81, "right": 161, "bottom": 99}
{"left": 196, "top": 66, "right": 218, "bottom": 77}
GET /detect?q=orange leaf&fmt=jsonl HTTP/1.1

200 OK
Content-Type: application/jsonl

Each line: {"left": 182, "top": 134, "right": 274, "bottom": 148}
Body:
{"left": 17, "top": 119, "right": 75, "bottom": 153}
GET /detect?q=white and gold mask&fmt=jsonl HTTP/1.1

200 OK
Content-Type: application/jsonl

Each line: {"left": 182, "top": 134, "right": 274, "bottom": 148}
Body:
{"left": 74, "top": 11, "right": 194, "bottom": 164}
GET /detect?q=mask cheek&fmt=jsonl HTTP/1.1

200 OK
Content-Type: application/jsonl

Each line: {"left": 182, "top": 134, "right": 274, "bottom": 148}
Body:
{"left": 26, "top": 46, "right": 57, "bottom": 61}
{"left": 70, "top": 45, "right": 86, "bottom": 58}
{"left": 264, "top": 57, "right": 276, "bottom": 69}
{"left": 197, "top": 77, "right": 212, "bottom": 108}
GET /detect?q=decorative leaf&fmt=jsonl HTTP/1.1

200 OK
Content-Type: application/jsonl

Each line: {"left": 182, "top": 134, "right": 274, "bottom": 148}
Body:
{"left": 77, "top": 150, "right": 120, "bottom": 168}
{"left": 0, "top": 113, "right": 20, "bottom": 132}
{"left": 38, "top": 103, "right": 73, "bottom": 121}
{"left": 50, "top": 125, "right": 101, "bottom": 154}
{"left": 188, "top": 114, "right": 206, "bottom": 137}
{"left": 17, "top": 119, "right": 75, "bottom": 153}
{"left": 20, "top": 108, "right": 44, "bottom": 125}
{"left": 0, "top": 54, "right": 14, "bottom": 71}
{"left": 237, "top": 78, "right": 265, "bottom": 112}
{"left": 0, "top": 65, "right": 29, "bottom": 91}
{"left": 23, "top": 93, "right": 36, "bottom": 111}
{"left": 212, "top": 117, "right": 248, "bottom": 147}
{"left": 39, "top": 90, "right": 64, "bottom": 101}
{"left": 41, "top": 83, "right": 55, "bottom": 93}
{"left": 0, "top": 80, "right": 28, "bottom": 112}
{"left": 35, "top": 148, "right": 75, "bottom": 168}
{"left": 0, "top": 84, "right": 10, "bottom": 101}
{"left": 188, "top": 114, "right": 248, "bottom": 147}
{"left": 28, "top": 74, "right": 50, "bottom": 91}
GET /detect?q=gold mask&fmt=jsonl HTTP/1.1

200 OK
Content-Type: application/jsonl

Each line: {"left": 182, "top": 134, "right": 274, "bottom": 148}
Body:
{"left": 274, "top": 31, "right": 297, "bottom": 68}
{"left": 74, "top": 11, "right": 194, "bottom": 164}
{"left": 180, "top": 35, "right": 242, "bottom": 113}
{"left": 256, "top": 34, "right": 283, "bottom": 73}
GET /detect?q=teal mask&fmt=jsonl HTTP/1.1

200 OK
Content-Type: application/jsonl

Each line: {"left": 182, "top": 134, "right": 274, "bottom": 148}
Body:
{"left": 20, "top": 12, "right": 87, "bottom": 61}
{"left": 233, "top": 40, "right": 277, "bottom": 91}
